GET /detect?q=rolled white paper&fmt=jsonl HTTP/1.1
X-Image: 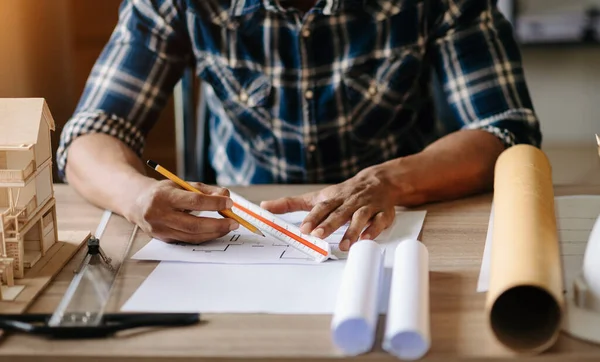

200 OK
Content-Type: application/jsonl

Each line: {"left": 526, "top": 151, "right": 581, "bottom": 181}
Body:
{"left": 383, "top": 239, "right": 430, "bottom": 360}
{"left": 330, "top": 239, "right": 384, "bottom": 356}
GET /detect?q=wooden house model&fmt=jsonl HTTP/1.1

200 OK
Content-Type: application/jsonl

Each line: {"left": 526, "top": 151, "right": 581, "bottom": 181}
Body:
{"left": 0, "top": 98, "right": 58, "bottom": 293}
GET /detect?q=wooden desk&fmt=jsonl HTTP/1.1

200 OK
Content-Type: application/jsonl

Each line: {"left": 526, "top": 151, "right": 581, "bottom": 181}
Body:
{"left": 2, "top": 183, "right": 600, "bottom": 361}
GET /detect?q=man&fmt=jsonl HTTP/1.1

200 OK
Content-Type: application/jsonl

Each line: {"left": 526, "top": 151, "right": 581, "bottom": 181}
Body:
{"left": 57, "top": 0, "right": 541, "bottom": 251}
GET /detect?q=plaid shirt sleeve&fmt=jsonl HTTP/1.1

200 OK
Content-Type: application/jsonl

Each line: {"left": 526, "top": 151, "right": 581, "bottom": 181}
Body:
{"left": 430, "top": 0, "right": 542, "bottom": 148}
{"left": 56, "top": 0, "right": 191, "bottom": 181}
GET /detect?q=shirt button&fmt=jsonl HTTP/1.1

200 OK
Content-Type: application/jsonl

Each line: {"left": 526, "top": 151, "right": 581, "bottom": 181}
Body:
{"left": 239, "top": 91, "right": 248, "bottom": 103}
{"left": 368, "top": 85, "right": 378, "bottom": 96}
{"left": 302, "top": 28, "right": 311, "bottom": 37}
{"left": 308, "top": 144, "right": 317, "bottom": 152}
{"left": 305, "top": 90, "right": 314, "bottom": 99}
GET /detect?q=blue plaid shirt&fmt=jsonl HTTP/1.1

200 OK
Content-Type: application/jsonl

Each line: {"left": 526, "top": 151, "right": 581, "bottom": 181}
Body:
{"left": 57, "top": 0, "right": 541, "bottom": 185}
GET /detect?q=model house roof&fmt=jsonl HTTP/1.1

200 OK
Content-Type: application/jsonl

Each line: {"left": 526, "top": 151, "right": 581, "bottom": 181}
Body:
{"left": 0, "top": 98, "right": 55, "bottom": 149}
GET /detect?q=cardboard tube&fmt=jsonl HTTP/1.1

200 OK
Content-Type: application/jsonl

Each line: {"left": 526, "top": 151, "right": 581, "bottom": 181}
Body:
{"left": 485, "top": 144, "right": 564, "bottom": 353}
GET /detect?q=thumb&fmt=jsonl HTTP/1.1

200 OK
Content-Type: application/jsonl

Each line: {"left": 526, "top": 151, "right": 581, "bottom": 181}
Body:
{"left": 260, "top": 194, "right": 314, "bottom": 214}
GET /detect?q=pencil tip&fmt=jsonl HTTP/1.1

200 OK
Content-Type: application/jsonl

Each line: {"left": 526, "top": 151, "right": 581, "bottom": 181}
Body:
{"left": 146, "top": 160, "right": 158, "bottom": 169}
{"left": 255, "top": 229, "right": 265, "bottom": 237}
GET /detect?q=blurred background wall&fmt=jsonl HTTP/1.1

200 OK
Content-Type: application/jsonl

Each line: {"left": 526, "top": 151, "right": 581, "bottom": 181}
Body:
{"left": 0, "top": 0, "right": 175, "bottom": 183}
{"left": 516, "top": 0, "right": 600, "bottom": 145}
{"left": 0, "top": 0, "right": 597, "bottom": 183}
{"left": 0, "top": 0, "right": 74, "bottom": 148}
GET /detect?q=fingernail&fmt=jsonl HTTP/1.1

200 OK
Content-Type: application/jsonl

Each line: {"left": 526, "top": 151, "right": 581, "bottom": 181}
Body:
{"left": 362, "top": 234, "right": 371, "bottom": 240}
{"left": 230, "top": 222, "right": 239, "bottom": 231}
{"left": 226, "top": 198, "right": 233, "bottom": 209}
{"left": 312, "top": 228, "right": 324, "bottom": 238}
{"left": 300, "top": 222, "right": 312, "bottom": 234}
{"left": 340, "top": 239, "right": 350, "bottom": 251}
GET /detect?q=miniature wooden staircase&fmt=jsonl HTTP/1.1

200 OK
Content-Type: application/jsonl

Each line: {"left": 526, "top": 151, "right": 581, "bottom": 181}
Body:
{"left": 23, "top": 250, "right": 41, "bottom": 269}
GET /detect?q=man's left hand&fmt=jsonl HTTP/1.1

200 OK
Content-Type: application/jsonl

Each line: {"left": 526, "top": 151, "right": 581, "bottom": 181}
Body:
{"left": 260, "top": 165, "right": 399, "bottom": 251}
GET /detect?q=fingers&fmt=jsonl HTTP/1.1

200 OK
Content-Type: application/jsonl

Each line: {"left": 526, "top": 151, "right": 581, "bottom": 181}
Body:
{"left": 299, "top": 198, "right": 344, "bottom": 234}
{"left": 136, "top": 180, "right": 239, "bottom": 245}
{"left": 168, "top": 188, "right": 233, "bottom": 211}
{"left": 162, "top": 212, "right": 239, "bottom": 235}
{"left": 339, "top": 210, "right": 394, "bottom": 251}
{"left": 148, "top": 210, "right": 239, "bottom": 244}
{"left": 189, "top": 182, "right": 230, "bottom": 197}
{"left": 155, "top": 227, "right": 233, "bottom": 245}
{"left": 361, "top": 210, "right": 394, "bottom": 241}
{"left": 304, "top": 199, "right": 352, "bottom": 238}
{"left": 260, "top": 193, "right": 315, "bottom": 214}
{"left": 335, "top": 206, "right": 375, "bottom": 251}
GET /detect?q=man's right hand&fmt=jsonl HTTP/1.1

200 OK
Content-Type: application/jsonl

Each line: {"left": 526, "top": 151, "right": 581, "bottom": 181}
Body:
{"left": 128, "top": 180, "right": 239, "bottom": 244}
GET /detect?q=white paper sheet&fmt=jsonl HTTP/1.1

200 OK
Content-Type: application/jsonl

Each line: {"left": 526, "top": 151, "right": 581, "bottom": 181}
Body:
{"left": 121, "top": 262, "right": 345, "bottom": 314}
{"left": 132, "top": 209, "right": 426, "bottom": 265}
{"left": 331, "top": 240, "right": 384, "bottom": 356}
{"left": 383, "top": 239, "right": 430, "bottom": 360}
{"left": 477, "top": 195, "right": 600, "bottom": 292}
{"left": 121, "top": 211, "right": 427, "bottom": 314}
{"left": 131, "top": 211, "right": 346, "bottom": 264}
{"left": 475, "top": 205, "right": 494, "bottom": 292}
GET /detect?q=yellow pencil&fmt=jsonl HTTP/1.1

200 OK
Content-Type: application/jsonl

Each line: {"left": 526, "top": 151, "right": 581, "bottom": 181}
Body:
{"left": 596, "top": 134, "right": 600, "bottom": 157}
{"left": 146, "top": 160, "right": 264, "bottom": 237}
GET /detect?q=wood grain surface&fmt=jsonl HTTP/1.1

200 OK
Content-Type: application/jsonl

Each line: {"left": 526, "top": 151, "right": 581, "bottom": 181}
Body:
{"left": 0, "top": 160, "right": 599, "bottom": 361}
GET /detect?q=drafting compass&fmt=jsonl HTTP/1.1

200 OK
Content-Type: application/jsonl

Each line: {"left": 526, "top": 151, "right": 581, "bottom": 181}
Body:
{"left": 73, "top": 235, "right": 114, "bottom": 274}
{"left": 0, "top": 211, "right": 200, "bottom": 339}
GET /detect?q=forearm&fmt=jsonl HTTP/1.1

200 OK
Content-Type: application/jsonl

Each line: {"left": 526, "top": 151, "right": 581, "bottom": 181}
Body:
{"left": 64, "top": 133, "right": 156, "bottom": 219}
{"left": 383, "top": 130, "right": 506, "bottom": 206}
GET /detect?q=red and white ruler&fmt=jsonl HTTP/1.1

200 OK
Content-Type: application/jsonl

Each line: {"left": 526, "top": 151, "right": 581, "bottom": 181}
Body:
{"left": 230, "top": 193, "right": 333, "bottom": 263}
